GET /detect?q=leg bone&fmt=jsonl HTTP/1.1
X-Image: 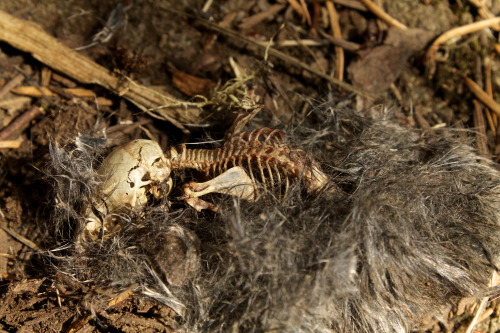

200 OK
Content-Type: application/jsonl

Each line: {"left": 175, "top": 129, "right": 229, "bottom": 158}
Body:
{"left": 182, "top": 166, "right": 256, "bottom": 212}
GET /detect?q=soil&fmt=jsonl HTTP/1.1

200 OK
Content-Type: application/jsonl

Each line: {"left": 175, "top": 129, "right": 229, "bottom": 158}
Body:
{"left": 0, "top": 0, "right": 499, "bottom": 332}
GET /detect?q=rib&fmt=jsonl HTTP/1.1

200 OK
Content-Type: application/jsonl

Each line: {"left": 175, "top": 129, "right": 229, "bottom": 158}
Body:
{"left": 170, "top": 128, "right": 332, "bottom": 198}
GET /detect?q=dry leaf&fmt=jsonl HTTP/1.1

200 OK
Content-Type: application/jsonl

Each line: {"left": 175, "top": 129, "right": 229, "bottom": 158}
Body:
{"left": 169, "top": 66, "right": 216, "bottom": 97}
{"left": 348, "top": 28, "right": 434, "bottom": 94}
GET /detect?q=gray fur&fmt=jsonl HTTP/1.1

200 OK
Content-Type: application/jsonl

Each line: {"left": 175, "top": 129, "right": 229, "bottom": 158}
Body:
{"left": 48, "top": 106, "right": 500, "bottom": 332}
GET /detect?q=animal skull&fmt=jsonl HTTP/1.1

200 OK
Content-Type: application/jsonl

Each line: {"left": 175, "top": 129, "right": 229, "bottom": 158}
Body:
{"left": 82, "top": 139, "right": 172, "bottom": 241}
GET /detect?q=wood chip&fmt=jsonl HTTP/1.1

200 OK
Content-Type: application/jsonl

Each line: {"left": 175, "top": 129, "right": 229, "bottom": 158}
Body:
{"left": 11, "top": 86, "right": 56, "bottom": 97}
{"left": 0, "top": 140, "right": 22, "bottom": 149}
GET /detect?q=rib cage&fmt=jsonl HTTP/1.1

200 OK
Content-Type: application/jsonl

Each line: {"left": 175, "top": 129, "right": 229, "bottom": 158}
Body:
{"left": 169, "top": 128, "right": 330, "bottom": 196}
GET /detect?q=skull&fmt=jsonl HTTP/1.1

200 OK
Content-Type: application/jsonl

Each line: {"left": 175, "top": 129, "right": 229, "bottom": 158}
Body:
{"left": 82, "top": 139, "right": 172, "bottom": 241}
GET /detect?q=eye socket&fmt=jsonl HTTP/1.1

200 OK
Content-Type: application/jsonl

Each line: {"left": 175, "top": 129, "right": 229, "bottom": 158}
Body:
{"left": 141, "top": 172, "right": 151, "bottom": 182}
{"left": 151, "top": 157, "right": 164, "bottom": 167}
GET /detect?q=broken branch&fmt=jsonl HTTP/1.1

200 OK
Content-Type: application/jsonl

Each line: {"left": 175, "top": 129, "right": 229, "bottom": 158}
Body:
{"left": 0, "top": 10, "right": 203, "bottom": 130}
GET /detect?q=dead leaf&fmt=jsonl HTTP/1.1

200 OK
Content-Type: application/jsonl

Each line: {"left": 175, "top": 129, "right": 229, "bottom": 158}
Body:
{"left": 348, "top": 28, "right": 435, "bottom": 94}
{"left": 169, "top": 65, "right": 216, "bottom": 97}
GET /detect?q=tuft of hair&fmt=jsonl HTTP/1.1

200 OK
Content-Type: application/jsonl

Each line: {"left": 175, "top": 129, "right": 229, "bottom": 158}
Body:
{"left": 47, "top": 134, "right": 108, "bottom": 242}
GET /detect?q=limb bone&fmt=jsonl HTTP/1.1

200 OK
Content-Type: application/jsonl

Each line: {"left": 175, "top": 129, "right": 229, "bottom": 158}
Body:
{"left": 182, "top": 166, "right": 255, "bottom": 212}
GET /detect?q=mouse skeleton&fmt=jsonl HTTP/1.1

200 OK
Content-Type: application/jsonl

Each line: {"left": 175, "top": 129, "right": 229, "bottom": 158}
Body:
{"left": 82, "top": 128, "right": 335, "bottom": 241}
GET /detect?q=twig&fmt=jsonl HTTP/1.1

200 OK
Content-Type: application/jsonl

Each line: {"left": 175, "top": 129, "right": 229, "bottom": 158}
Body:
{"left": 283, "top": 24, "right": 327, "bottom": 73}
{"left": 0, "top": 74, "right": 24, "bottom": 99}
{"left": 390, "top": 83, "right": 403, "bottom": 105}
{"left": 201, "top": 0, "right": 214, "bottom": 13}
{"left": 0, "top": 222, "right": 41, "bottom": 251}
{"left": 326, "top": 1, "right": 344, "bottom": 81}
{"left": 472, "top": 99, "right": 491, "bottom": 158}
{"left": 414, "top": 106, "right": 431, "bottom": 130}
{"left": 66, "top": 315, "right": 93, "bottom": 333}
{"left": 484, "top": 54, "right": 497, "bottom": 134}
{"left": 0, "top": 253, "right": 16, "bottom": 259}
{"left": 427, "top": 17, "right": 500, "bottom": 78}
{"left": 464, "top": 270, "right": 499, "bottom": 333}
{"left": 41, "top": 67, "right": 52, "bottom": 87}
{"left": 299, "top": 0, "right": 312, "bottom": 26}
{"left": 238, "top": 4, "right": 286, "bottom": 30}
{"left": 0, "top": 140, "right": 22, "bottom": 149}
{"left": 161, "top": 7, "right": 371, "bottom": 98}
{"left": 287, "top": 0, "right": 312, "bottom": 25}
{"left": 495, "top": 43, "right": 500, "bottom": 56}
{"left": 332, "top": 0, "right": 368, "bottom": 11}
{"left": 256, "top": 39, "right": 326, "bottom": 47}
{"left": 107, "top": 284, "right": 138, "bottom": 308}
{"left": 358, "top": 0, "right": 407, "bottom": 30}
{"left": 468, "top": 0, "right": 500, "bottom": 29}
{"left": 0, "top": 10, "right": 203, "bottom": 131}
{"left": 319, "top": 31, "right": 361, "bottom": 52}
{"left": 11, "top": 86, "right": 113, "bottom": 105}
{"left": 464, "top": 75, "right": 500, "bottom": 116}
{"left": 0, "top": 105, "right": 43, "bottom": 141}
{"left": 373, "top": 0, "right": 387, "bottom": 31}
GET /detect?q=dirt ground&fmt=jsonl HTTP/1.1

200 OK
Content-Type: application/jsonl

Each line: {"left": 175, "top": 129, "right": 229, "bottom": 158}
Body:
{"left": 0, "top": 0, "right": 499, "bottom": 332}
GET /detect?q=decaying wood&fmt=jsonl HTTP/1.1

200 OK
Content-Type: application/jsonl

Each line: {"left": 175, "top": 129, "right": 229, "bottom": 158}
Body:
{"left": 0, "top": 10, "right": 203, "bottom": 130}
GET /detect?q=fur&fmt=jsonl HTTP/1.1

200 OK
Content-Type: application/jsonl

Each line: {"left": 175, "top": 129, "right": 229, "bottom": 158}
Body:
{"left": 47, "top": 105, "right": 500, "bottom": 332}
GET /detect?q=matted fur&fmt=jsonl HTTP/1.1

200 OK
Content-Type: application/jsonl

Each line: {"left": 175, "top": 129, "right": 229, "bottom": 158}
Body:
{"left": 47, "top": 105, "right": 500, "bottom": 332}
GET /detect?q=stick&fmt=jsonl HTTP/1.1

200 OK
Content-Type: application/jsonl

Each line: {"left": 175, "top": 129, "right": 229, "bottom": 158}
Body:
{"left": 0, "top": 140, "right": 22, "bottom": 149}
{"left": 319, "top": 31, "right": 361, "bottom": 52}
{"left": 0, "top": 74, "right": 24, "bottom": 99}
{"left": 0, "top": 10, "right": 203, "bottom": 131}
{"left": 464, "top": 75, "right": 500, "bottom": 116}
{"left": 472, "top": 100, "right": 491, "bottom": 158}
{"left": 326, "top": 1, "right": 345, "bottom": 81}
{"left": 332, "top": 0, "right": 368, "bottom": 11}
{"left": 0, "top": 222, "right": 41, "bottom": 251}
{"left": 0, "top": 105, "right": 43, "bottom": 140}
{"left": 358, "top": 0, "right": 407, "bottom": 30}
